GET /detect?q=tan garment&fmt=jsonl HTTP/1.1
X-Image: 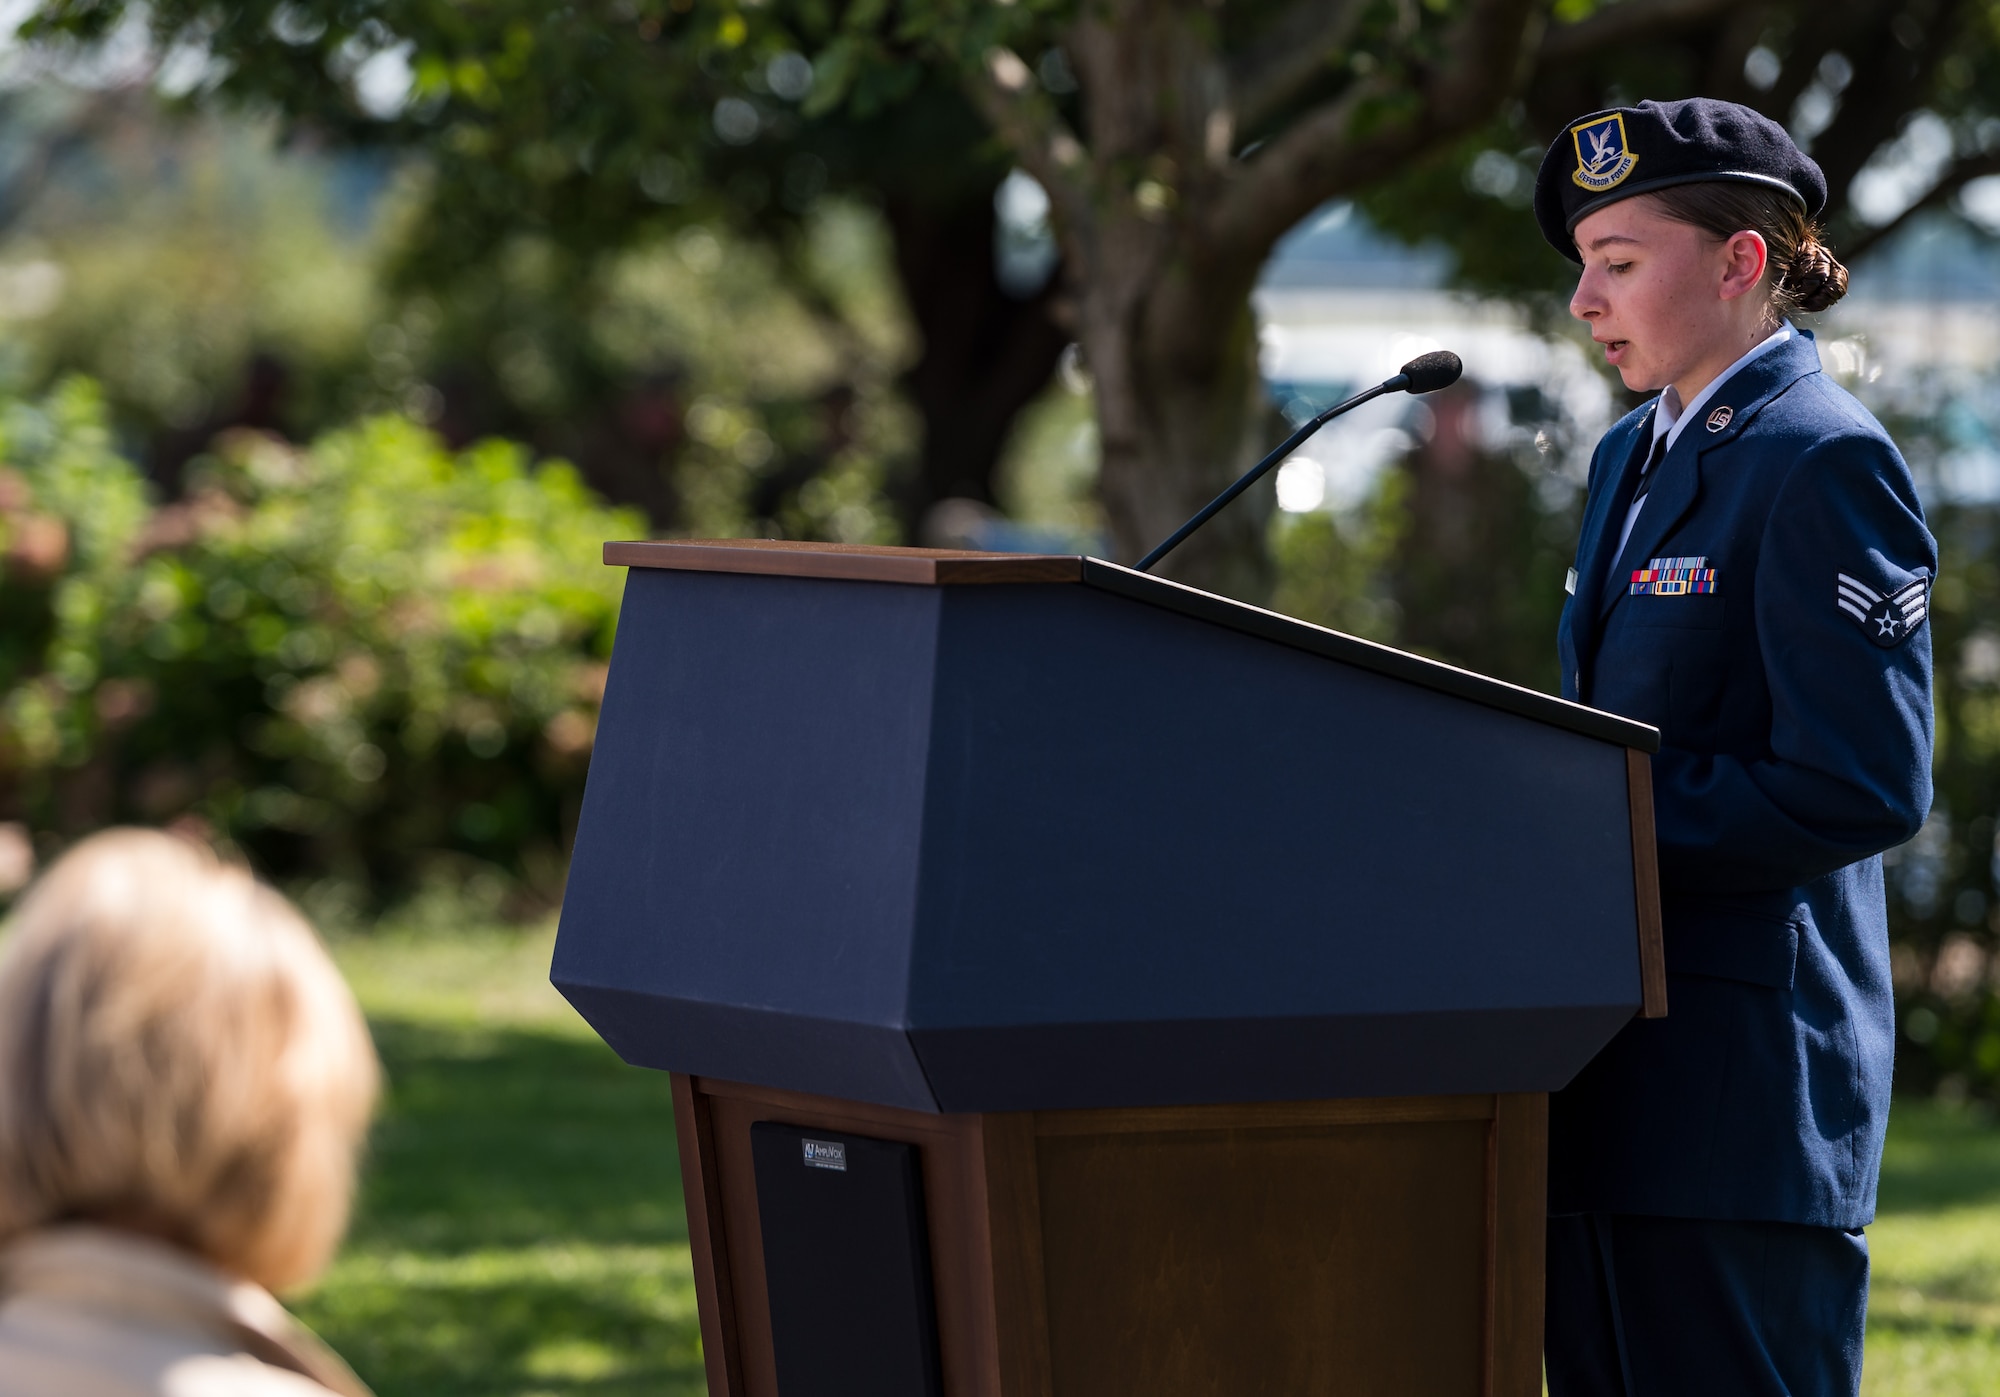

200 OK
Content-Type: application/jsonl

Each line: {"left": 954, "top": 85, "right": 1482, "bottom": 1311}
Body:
{"left": 0, "top": 1226, "right": 371, "bottom": 1397}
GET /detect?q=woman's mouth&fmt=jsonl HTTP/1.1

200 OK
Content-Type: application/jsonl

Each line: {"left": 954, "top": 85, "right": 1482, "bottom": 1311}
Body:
{"left": 1600, "top": 338, "right": 1629, "bottom": 363}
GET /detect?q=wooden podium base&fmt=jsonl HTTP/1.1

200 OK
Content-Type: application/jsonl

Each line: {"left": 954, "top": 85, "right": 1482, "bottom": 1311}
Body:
{"left": 673, "top": 1075, "right": 1547, "bottom": 1396}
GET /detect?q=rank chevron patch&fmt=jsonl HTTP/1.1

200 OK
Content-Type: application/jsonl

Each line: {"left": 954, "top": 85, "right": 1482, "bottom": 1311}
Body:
{"left": 1837, "top": 571, "right": 1929, "bottom": 648}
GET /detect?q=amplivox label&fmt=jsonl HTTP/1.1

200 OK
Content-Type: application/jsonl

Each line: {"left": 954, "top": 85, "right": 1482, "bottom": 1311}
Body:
{"left": 801, "top": 1139, "right": 847, "bottom": 1171}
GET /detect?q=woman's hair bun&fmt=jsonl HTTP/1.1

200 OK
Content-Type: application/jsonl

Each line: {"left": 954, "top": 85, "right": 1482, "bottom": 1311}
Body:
{"left": 1645, "top": 182, "right": 1850, "bottom": 318}
{"left": 1786, "top": 236, "right": 1849, "bottom": 314}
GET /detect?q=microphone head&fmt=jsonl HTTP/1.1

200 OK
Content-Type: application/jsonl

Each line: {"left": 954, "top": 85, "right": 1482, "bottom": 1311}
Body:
{"left": 1400, "top": 350, "right": 1463, "bottom": 394}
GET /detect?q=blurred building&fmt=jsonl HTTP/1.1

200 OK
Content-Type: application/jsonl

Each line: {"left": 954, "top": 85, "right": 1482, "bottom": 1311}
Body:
{"left": 1255, "top": 202, "right": 2000, "bottom": 513}
{"left": 1255, "top": 203, "right": 1609, "bottom": 517}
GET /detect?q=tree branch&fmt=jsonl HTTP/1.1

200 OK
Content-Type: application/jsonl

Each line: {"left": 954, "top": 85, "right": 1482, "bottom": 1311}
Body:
{"left": 1227, "top": 0, "right": 1376, "bottom": 135}
{"left": 961, "top": 46, "right": 1095, "bottom": 241}
{"left": 1808, "top": 0, "right": 1973, "bottom": 214}
{"left": 1700, "top": 5, "right": 1782, "bottom": 105}
{"left": 1755, "top": 25, "right": 1843, "bottom": 129}
{"left": 1207, "top": 0, "right": 1540, "bottom": 266}
{"left": 1536, "top": 0, "right": 1743, "bottom": 67}
{"left": 1840, "top": 149, "right": 2000, "bottom": 262}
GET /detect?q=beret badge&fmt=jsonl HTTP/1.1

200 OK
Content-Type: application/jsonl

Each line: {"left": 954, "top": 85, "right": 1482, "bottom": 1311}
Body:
{"left": 1537, "top": 99, "right": 1829, "bottom": 263}
{"left": 1571, "top": 114, "right": 1638, "bottom": 192}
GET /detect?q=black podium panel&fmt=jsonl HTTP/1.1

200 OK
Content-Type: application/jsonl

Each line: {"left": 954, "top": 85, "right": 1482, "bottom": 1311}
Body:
{"left": 555, "top": 564, "right": 1650, "bottom": 1112}
{"left": 557, "top": 569, "right": 941, "bottom": 1108}
{"left": 906, "top": 584, "right": 1633, "bottom": 1108}
{"left": 750, "top": 1122, "right": 944, "bottom": 1397}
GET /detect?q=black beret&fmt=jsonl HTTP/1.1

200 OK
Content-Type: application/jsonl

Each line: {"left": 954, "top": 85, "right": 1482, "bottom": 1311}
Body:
{"left": 1533, "top": 98, "right": 1827, "bottom": 263}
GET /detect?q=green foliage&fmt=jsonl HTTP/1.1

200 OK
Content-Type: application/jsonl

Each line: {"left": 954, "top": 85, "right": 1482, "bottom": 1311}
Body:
{"left": 0, "top": 91, "right": 919, "bottom": 542}
{"left": 1354, "top": 130, "right": 1572, "bottom": 311}
{"left": 18, "top": 0, "right": 1018, "bottom": 296}
{"left": 1270, "top": 489, "right": 1405, "bottom": 647}
{"left": 591, "top": 206, "right": 918, "bottom": 541}
{"left": 1843, "top": 378, "right": 2000, "bottom": 1100}
{"left": 1351, "top": 7, "right": 2000, "bottom": 304}
{"left": 1272, "top": 385, "right": 1587, "bottom": 692}
{"left": 0, "top": 377, "right": 641, "bottom": 901}
{"left": 6, "top": 106, "right": 393, "bottom": 442}
{"left": 0, "top": 378, "right": 152, "bottom": 729}
{"left": 991, "top": 375, "right": 1105, "bottom": 545}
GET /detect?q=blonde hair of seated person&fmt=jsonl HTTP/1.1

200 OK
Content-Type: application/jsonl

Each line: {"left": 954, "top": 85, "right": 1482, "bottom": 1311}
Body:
{"left": 0, "top": 828, "right": 379, "bottom": 1291}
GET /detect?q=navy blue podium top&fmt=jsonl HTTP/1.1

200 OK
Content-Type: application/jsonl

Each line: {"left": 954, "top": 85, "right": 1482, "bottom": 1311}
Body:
{"left": 552, "top": 541, "right": 1662, "bottom": 1114}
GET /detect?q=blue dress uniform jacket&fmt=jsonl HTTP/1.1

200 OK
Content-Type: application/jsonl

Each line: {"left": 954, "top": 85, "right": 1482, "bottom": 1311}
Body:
{"left": 1552, "top": 331, "right": 1935, "bottom": 1229}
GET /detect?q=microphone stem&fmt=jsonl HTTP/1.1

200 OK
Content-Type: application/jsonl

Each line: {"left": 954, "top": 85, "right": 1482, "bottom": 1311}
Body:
{"left": 1135, "top": 375, "right": 1407, "bottom": 575}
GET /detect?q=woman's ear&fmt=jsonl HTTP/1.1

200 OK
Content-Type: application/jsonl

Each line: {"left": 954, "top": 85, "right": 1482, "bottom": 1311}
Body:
{"left": 1719, "top": 229, "right": 1769, "bottom": 301}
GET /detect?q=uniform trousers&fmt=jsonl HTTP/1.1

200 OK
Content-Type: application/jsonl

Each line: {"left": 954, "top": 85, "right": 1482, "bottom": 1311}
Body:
{"left": 1545, "top": 1213, "right": 1869, "bottom": 1396}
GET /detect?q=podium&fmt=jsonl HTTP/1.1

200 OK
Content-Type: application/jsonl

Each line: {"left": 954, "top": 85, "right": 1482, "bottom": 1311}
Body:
{"left": 553, "top": 540, "right": 1663, "bottom": 1397}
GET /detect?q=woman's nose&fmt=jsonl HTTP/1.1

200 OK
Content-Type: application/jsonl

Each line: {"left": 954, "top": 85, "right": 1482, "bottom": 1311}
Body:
{"left": 1570, "top": 274, "right": 1601, "bottom": 322}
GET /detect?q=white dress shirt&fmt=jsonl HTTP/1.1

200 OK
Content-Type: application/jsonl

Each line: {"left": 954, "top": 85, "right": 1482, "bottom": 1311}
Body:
{"left": 1609, "top": 322, "right": 1795, "bottom": 570}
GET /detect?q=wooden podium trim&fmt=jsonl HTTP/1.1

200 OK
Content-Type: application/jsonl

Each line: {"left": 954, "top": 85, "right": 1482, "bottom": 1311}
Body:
{"left": 1487, "top": 1093, "right": 1548, "bottom": 1396}
{"left": 604, "top": 539, "right": 1662, "bottom": 753}
{"left": 980, "top": 1113, "right": 1054, "bottom": 1397}
{"left": 1032, "top": 1094, "right": 1494, "bottom": 1136}
{"left": 671, "top": 1073, "right": 745, "bottom": 1397}
{"left": 676, "top": 1075, "right": 1549, "bottom": 1397}
{"left": 1627, "top": 747, "right": 1668, "bottom": 1019}
{"left": 686, "top": 1077, "right": 1002, "bottom": 1397}
{"left": 605, "top": 538, "right": 1083, "bottom": 585}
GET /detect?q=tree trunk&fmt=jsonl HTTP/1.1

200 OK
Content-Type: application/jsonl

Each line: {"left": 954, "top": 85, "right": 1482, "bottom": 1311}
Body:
{"left": 969, "top": 0, "right": 1545, "bottom": 600}
{"left": 1088, "top": 264, "right": 1274, "bottom": 599}
{"left": 883, "top": 187, "right": 1070, "bottom": 539}
{"left": 1062, "top": 15, "right": 1278, "bottom": 601}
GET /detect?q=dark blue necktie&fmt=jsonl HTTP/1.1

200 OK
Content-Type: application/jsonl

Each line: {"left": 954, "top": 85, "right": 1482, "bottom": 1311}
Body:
{"left": 1605, "top": 430, "right": 1668, "bottom": 589}
{"left": 1631, "top": 429, "right": 1667, "bottom": 508}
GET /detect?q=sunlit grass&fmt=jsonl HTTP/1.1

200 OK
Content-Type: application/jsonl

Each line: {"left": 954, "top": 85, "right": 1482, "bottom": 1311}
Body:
{"left": 1864, "top": 1101, "right": 2000, "bottom": 1394}
{"left": 305, "top": 923, "right": 705, "bottom": 1397}
{"left": 310, "top": 921, "right": 2000, "bottom": 1394}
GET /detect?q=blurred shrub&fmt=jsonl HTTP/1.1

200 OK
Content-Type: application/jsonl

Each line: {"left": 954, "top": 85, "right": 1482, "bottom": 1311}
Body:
{"left": 0, "top": 377, "right": 641, "bottom": 907}
{"left": 1858, "top": 371, "right": 2000, "bottom": 1100}
{"left": 1887, "top": 496, "right": 2000, "bottom": 1098}
{"left": 1, "top": 99, "right": 392, "bottom": 447}
{"left": 0, "top": 96, "right": 918, "bottom": 542}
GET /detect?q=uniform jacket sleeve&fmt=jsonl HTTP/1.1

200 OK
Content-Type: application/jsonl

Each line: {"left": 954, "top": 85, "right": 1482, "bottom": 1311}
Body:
{"left": 1649, "top": 431, "right": 1936, "bottom": 894}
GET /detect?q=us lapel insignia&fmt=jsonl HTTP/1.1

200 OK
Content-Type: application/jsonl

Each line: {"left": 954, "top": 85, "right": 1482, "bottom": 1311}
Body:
{"left": 1837, "top": 571, "right": 1929, "bottom": 648}
{"left": 1706, "top": 405, "right": 1733, "bottom": 432}
{"left": 1631, "top": 556, "right": 1717, "bottom": 596}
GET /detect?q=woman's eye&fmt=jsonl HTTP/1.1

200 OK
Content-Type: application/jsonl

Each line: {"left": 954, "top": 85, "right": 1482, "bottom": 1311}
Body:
{"left": 1608, "top": 262, "right": 1632, "bottom": 274}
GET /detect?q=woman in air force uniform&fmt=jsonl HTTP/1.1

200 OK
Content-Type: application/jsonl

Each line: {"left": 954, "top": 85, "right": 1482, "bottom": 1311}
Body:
{"left": 1534, "top": 98, "right": 1934, "bottom": 1394}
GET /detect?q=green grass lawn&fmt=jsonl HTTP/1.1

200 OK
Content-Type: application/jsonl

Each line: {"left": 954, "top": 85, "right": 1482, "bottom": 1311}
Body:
{"left": 306, "top": 925, "right": 2000, "bottom": 1394}
{"left": 305, "top": 926, "right": 705, "bottom": 1396}
{"left": 1862, "top": 1102, "right": 2000, "bottom": 1393}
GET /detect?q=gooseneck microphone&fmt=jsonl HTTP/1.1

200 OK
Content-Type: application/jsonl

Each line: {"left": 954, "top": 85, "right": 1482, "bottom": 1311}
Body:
{"left": 1135, "top": 350, "right": 1464, "bottom": 574}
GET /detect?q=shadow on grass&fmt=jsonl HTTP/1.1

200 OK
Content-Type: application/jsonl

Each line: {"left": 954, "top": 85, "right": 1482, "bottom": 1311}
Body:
{"left": 1879, "top": 1099, "right": 2000, "bottom": 1214}
{"left": 293, "top": 1016, "right": 705, "bottom": 1397}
